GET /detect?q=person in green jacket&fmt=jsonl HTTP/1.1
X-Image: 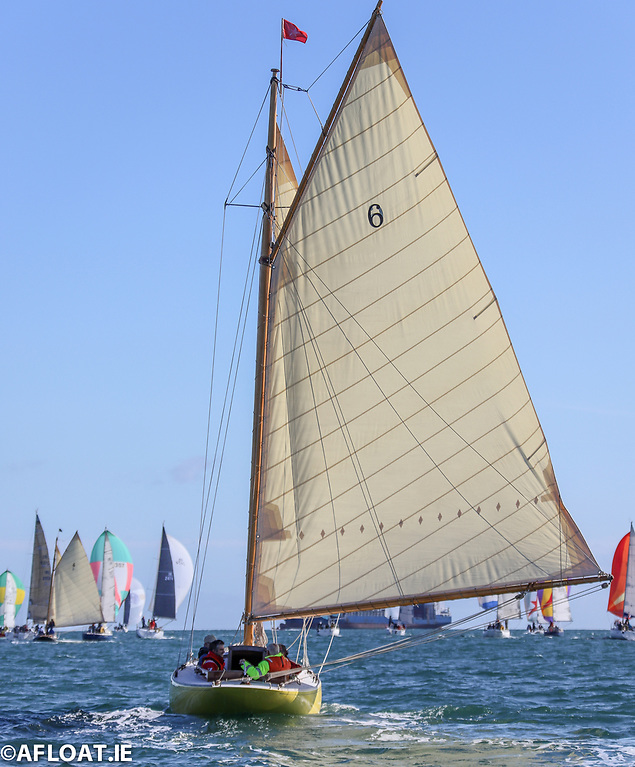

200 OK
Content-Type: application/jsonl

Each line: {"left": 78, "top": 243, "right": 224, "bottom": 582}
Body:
{"left": 239, "top": 643, "right": 297, "bottom": 680}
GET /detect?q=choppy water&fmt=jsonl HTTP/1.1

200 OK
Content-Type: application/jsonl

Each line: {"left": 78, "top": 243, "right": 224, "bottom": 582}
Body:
{"left": 2, "top": 628, "right": 634, "bottom": 766}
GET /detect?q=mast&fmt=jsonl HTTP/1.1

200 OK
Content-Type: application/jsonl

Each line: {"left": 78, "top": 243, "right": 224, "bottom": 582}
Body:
{"left": 244, "top": 68, "right": 279, "bottom": 645}
{"left": 269, "top": 1, "right": 383, "bottom": 268}
{"left": 44, "top": 533, "right": 60, "bottom": 626}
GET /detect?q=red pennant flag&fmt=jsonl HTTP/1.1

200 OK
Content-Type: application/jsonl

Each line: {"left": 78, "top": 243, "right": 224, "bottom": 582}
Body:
{"left": 282, "top": 19, "right": 308, "bottom": 44}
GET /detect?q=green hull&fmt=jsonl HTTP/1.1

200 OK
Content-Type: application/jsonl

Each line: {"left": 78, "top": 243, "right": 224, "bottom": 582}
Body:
{"left": 169, "top": 668, "right": 322, "bottom": 716}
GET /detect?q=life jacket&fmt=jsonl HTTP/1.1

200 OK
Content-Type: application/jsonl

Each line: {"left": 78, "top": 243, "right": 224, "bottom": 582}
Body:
{"left": 200, "top": 650, "right": 225, "bottom": 671}
{"left": 265, "top": 653, "right": 293, "bottom": 674}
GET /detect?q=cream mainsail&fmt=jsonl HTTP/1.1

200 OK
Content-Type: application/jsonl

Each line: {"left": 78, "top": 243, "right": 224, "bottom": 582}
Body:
{"left": 49, "top": 532, "right": 103, "bottom": 628}
{"left": 249, "top": 13, "right": 602, "bottom": 622}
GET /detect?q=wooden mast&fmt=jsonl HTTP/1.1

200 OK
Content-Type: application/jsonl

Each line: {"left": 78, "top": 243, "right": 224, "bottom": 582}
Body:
{"left": 44, "top": 533, "right": 59, "bottom": 628}
{"left": 243, "top": 68, "right": 279, "bottom": 645}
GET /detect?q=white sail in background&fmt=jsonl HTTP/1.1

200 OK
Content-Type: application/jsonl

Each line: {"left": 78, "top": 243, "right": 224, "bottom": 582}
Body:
{"left": 551, "top": 586, "right": 572, "bottom": 623}
{"left": 496, "top": 594, "right": 521, "bottom": 622}
{"left": 126, "top": 578, "right": 146, "bottom": 627}
{"left": 3, "top": 573, "right": 18, "bottom": 629}
{"left": 149, "top": 528, "right": 194, "bottom": 621}
{"left": 50, "top": 533, "right": 103, "bottom": 628}
{"left": 167, "top": 534, "right": 194, "bottom": 615}
{"left": 250, "top": 15, "right": 601, "bottom": 622}
{"left": 624, "top": 524, "right": 635, "bottom": 618}
{"left": 100, "top": 532, "right": 118, "bottom": 622}
{"left": 384, "top": 606, "right": 400, "bottom": 621}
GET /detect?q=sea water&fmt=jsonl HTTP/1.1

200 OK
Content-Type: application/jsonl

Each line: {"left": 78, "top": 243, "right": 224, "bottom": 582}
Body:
{"left": 2, "top": 628, "right": 634, "bottom": 766}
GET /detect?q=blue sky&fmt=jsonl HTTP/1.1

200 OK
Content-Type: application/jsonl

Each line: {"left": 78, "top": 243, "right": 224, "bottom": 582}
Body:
{"left": 1, "top": 1, "right": 634, "bottom": 631}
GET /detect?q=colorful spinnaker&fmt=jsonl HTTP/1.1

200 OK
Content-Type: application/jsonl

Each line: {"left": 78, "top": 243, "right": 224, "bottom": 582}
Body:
{"left": 607, "top": 524, "right": 635, "bottom": 619}
{"left": 89, "top": 529, "right": 134, "bottom": 622}
{"left": 0, "top": 570, "right": 26, "bottom": 629}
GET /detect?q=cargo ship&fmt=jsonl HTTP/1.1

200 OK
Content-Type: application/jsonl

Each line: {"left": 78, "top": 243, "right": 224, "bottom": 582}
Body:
{"left": 279, "top": 603, "right": 451, "bottom": 630}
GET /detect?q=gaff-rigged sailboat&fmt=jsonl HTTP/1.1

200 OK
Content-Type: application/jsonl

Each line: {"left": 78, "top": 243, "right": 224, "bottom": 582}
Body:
{"left": 34, "top": 532, "right": 104, "bottom": 642}
{"left": 170, "top": 3, "right": 608, "bottom": 715}
{"left": 137, "top": 527, "right": 194, "bottom": 639}
{"left": 607, "top": 524, "right": 635, "bottom": 640}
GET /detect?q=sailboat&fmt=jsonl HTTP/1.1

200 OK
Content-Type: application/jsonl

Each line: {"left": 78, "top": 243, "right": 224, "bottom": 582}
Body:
{"left": 137, "top": 526, "right": 194, "bottom": 639}
{"left": 481, "top": 594, "right": 521, "bottom": 638}
{"left": 524, "top": 591, "right": 545, "bottom": 634}
{"left": 315, "top": 615, "right": 341, "bottom": 637}
{"left": 169, "top": 3, "right": 608, "bottom": 716}
{"left": 34, "top": 532, "right": 104, "bottom": 642}
{"left": 120, "top": 577, "right": 146, "bottom": 631}
{"left": 385, "top": 607, "right": 405, "bottom": 636}
{"left": 26, "top": 513, "right": 52, "bottom": 638}
{"left": 0, "top": 571, "right": 25, "bottom": 637}
{"left": 538, "top": 586, "right": 571, "bottom": 637}
{"left": 607, "top": 524, "right": 635, "bottom": 640}
{"left": 84, "top": 529, "right": 133, "bottom": 640}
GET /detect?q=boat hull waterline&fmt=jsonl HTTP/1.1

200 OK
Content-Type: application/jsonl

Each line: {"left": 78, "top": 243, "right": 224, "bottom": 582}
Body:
{"left": 169, "top": 664, "right": 321, "bottom": 716}
{"left": 136, "top": 627, "right": 165, "bottom": 640}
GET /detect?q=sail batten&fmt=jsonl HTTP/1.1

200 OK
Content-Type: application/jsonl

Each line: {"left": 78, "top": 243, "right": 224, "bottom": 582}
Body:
{"left": 248, "top": 13, "right": 603, "bottom": 622}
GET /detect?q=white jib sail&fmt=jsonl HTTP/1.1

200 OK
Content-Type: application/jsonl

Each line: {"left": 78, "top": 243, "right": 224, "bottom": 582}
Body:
{"left": 251, "top": 15, "right": 600, "bottom": 621}
{"left": 166, "top": 534, "right": 194, "bottom": 615}
{"left": 127, "top": 577, "right": 146, "bottom": 627}
{"left": 551, "top": 586, "right": 572, "bottom": 623}
{"left": 497, "top": 594, "right": 521, "bottom": 622}
{"left": 624, "top": 523, "right": 635, "bottom": 618}
{"left": 100, "top": 533, "right": 118, "bottom": 623}
{"left": 3, "top": 573, "right": 18, "bottom": 629}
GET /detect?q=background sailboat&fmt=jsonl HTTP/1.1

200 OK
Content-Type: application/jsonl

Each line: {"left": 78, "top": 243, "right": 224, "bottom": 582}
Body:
{"left": 121, "top": 577, "right": 146, "bottom": 631}
{"left": 85, "top": 529, "right": 133, "bottom": 640}
{"left": 607, "top": 524, "right": 635, "bottom": 640}
{"left": 384, "top": 607, "right": 405, "bottom": 635}
{"left": 170, "top": 3, "right": 607, "bottom": 716}
{"left": 137, "top": 527, "right": 193, "bottom": 639}
{"left": 524, "top": 592, "right": 545, "bottom": 634}
{"left": 480, "top": 595, "right": 521, "bottom": 638}
{"left": 538, "top": 587, "right": 571, "bottom": 636}
{"left": 0, "top": 571, "right": 25, "bottom": 634}
{"left": 34, "top": 532, "right": 104, "bottom": 642}
{"left": 26, "top": 513, "right": 51, "bottom": 635}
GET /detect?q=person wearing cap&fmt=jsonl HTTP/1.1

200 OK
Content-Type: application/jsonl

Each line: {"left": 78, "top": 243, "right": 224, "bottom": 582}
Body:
{"left": 239, "top": 643, "right": 298, "bottom": 680}
{"left": 199, "top": 638, "right": 226, "bottom": 671}
{"left": 197, "top": 634, "right": 217, "bottom": 661}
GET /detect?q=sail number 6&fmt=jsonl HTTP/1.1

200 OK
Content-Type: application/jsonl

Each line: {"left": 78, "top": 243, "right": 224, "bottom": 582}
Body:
{"left": 368, "top": 204, "right": 384, "bottom": 228}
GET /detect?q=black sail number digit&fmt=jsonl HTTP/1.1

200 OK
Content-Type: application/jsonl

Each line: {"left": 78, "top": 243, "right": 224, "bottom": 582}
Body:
{"left": 368, "top": 203, "right": 384, "bottom": 229}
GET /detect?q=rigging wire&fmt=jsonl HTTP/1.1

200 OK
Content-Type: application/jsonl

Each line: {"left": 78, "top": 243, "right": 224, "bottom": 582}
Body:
{"left": 311, "top": 583, "right": 606, "bottom": 674}
{"left": 178, "top": 179, "right": 266, "bottom": 664}
{"left": 187, "top": 206, "right": 263, "bottom": 654}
